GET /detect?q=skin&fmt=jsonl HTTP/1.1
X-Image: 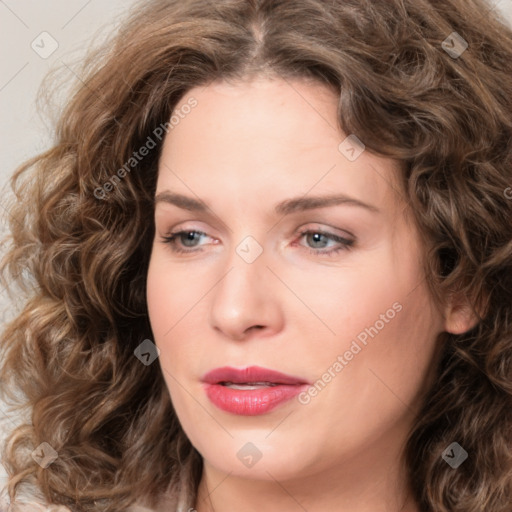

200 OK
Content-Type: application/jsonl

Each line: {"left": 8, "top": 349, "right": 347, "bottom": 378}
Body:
{"left": 146, "top": 76, "right": 477, "bottom": 512}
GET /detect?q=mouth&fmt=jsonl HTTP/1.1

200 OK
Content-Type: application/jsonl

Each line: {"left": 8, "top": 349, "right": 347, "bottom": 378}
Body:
{"left": 201, "top": 366, "right": 310, "bottom": 415}
{"left": 218, "top": 381, "right": 280, "bottom": 389}
{"left": 202, "top": 365, "right": 309, "bottom": 386}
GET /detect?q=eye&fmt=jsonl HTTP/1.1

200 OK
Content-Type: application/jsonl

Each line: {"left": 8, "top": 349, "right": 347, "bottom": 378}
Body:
{"left": 160, "top": 227, "right": 354, "bottom": 257}
{"left": 295, "top": 228, "right": 354, "bottom": 256}
{"left": 160, "top": 230, "right": 213, "bottom": 254}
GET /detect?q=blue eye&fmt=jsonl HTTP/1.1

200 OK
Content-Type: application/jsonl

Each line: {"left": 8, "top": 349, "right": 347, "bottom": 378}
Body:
{"left": 160, "top": 230, "right": 210, "bottom": 253}
{"left": 160, "top": 229, "right": 354, "bottom": 256}
{"left": 296, "top": 229, "right": 354, "bottom": 256}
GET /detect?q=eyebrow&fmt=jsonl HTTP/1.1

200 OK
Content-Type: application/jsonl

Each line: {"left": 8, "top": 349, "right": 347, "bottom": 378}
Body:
{"left": 154, "top": 191, "right": 380, "bottom": 215}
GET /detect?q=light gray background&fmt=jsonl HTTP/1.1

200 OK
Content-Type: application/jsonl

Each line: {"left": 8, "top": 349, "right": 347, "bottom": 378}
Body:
{"left": 0, "top": 0, "right": 511, "bottom": 506}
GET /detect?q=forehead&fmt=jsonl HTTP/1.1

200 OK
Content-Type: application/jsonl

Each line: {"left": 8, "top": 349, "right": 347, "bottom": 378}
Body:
{"left": 157, "top": 77, "right": 404, "bottom": 216}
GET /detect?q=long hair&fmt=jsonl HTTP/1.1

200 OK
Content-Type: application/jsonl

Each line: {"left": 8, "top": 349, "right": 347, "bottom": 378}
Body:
{"left": 1, "top": 0, "right": 511, "bottom": 510}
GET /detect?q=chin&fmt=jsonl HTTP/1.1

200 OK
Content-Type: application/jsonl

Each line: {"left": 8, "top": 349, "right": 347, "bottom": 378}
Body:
{"left": 190, "top": 431, "right": 321, "bottom": 482}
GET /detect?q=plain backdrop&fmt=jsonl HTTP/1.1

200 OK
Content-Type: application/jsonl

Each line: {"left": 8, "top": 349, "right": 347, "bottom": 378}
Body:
{"left": 0, "top": 0, "right": 511, "bottom": 504}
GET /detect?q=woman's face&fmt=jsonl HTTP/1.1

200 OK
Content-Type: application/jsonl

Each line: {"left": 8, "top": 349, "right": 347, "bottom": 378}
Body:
{"left": 146, "top": 77, "right": 447, "bottom": 485}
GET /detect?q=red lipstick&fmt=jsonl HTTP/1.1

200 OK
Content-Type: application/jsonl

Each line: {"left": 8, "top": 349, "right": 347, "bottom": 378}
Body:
{"left": 202, "top": 366, "right": 309, "bottom": 416}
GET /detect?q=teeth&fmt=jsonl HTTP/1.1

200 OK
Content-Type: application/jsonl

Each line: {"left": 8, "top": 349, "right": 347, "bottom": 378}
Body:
{"left": 221, "top": 381, "right": 278, "bottom": 389}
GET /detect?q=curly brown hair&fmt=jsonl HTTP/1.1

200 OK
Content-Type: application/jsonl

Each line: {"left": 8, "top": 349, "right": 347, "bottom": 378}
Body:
{"left": 1, "top": 0, "right": 512, "bottom": 510}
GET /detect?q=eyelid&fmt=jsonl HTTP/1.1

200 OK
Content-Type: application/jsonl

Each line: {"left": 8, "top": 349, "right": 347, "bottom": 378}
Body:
{"left": 297, "top": 222, "right": 355, "bottom": 239}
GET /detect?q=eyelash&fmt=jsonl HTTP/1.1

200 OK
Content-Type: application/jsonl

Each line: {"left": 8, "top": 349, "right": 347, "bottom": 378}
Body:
{"left": 160, "top": 228, "right": 354, "bottom": 256}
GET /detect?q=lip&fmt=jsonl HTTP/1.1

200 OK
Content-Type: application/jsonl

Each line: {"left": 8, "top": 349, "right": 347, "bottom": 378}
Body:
{"left": 202, "top": 366, "right": 310, "bottom": 416}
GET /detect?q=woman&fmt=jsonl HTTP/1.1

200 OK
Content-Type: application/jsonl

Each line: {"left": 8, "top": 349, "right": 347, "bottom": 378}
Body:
{"left": 1, "top": 0, "right": 511, "bottom": 511}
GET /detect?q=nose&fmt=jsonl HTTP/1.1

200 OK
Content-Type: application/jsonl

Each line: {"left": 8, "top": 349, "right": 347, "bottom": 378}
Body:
{"left": 209, "top": 244, "right": 284, "bottom": 342}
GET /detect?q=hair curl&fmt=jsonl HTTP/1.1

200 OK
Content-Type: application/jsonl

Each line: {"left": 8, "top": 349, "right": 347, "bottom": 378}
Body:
{"left": 1, "top": 0, "right": 512, "bottom": 510}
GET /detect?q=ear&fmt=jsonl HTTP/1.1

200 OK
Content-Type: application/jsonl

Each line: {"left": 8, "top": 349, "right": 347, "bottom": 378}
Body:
{"left": 443, "top": 292, "right": 480, "bottom": 334}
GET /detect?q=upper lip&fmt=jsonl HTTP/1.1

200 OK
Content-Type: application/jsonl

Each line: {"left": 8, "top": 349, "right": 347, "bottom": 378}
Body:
{"left": 202, "top": 366, "right": 310, "bottom": 385}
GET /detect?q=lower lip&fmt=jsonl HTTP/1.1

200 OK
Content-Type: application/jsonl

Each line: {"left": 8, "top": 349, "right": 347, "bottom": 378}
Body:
{"left": 204, "top": 383, "right": 307, "bottom": 415}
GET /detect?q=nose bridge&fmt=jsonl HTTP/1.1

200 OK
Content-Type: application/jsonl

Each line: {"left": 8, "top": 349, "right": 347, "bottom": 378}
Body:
{"left": 217, "top": 232, "right": 268, "bottom": 305}
{"left": 209, "top": 231, "right": 283, "bottom": 339}
{"left": 234, "top": 234, "right": 265, "bottom": 266}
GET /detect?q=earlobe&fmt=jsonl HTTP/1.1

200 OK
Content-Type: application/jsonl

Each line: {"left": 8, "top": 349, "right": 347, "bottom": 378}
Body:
{"left": 443, "top": 295, "right": 480, "bottom": 335}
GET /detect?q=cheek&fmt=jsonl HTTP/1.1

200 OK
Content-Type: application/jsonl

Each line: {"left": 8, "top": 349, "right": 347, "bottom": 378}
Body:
{"left": 301, "top": 289, "right": 440, "bottom": 458}
{"left": 323, "top": 284, "right": 439, "bottom": 414}
{"left": 146, "top": 254, "right": 183, "bottom": 375}
{"left": 146, "top": 252, "right": 205, "bottom": 378}
{"left": 309, "top": 252, "right": 439, "bottom": 397}
{"left": 146, "top": 256, "right": 168, "bottom": 337}
{"left": 146, "top": 251, "right": 193, "bottom": 339}
{"left": 292, "top": 263, "right": 397, "bottom": 347}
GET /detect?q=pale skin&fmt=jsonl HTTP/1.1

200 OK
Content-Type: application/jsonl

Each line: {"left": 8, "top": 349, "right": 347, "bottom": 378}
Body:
{"left": 146, "top": 76, "right": 478, "bottom": 512}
